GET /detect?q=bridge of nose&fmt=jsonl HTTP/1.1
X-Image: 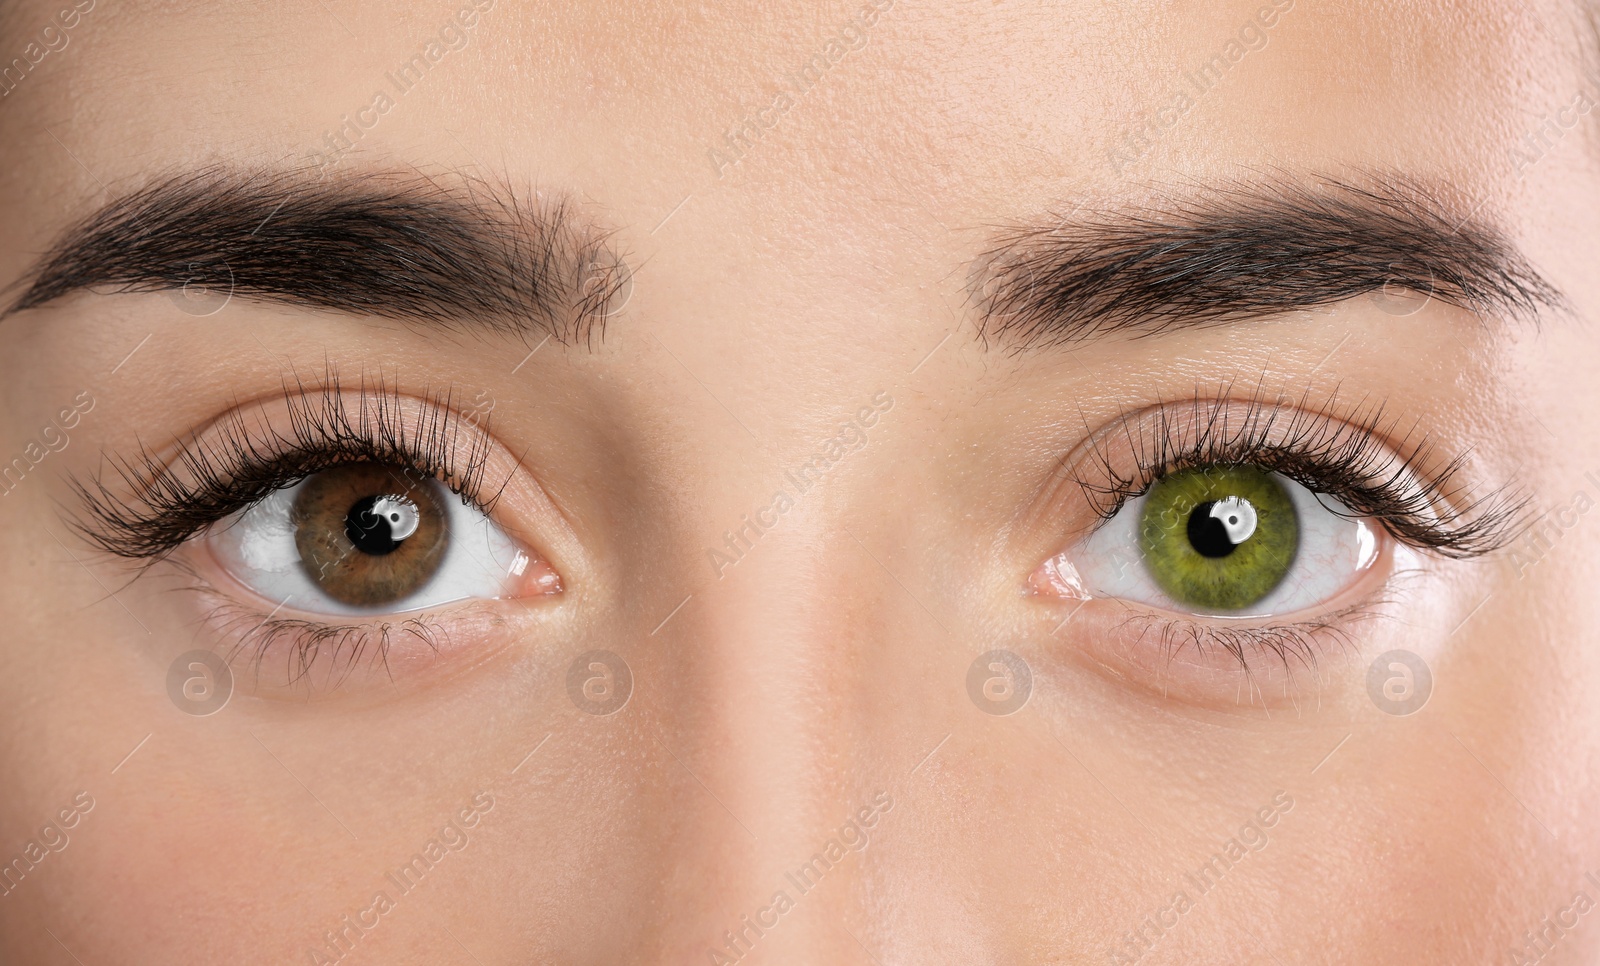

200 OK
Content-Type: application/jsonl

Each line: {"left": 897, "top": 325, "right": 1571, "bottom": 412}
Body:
{"left": 629, "top": 448, "right": 970, "bottom": 961}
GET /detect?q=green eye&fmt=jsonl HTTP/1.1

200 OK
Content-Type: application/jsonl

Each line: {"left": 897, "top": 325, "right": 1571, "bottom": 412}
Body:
{"left": 1137, "top": 466, "right": 1299, "bottom": 611}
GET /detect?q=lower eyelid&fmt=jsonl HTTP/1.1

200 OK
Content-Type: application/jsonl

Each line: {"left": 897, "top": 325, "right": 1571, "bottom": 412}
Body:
{"left": 1029, "top": 501, "right": 1418, "bottom": 711}
{"left": 190, "top": 583, "right": 538, "bottom": 698}
{"left": 172, "top": 533, "right": 560, "bottom": 698}
{"left": 1041, "top": 595, "right": 1398, "bottom": 712}
{"left": 1030, "top": 539, "right": 1433, "bottom": 713}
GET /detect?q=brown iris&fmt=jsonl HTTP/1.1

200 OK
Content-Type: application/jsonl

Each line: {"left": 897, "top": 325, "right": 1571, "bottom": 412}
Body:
{"left": 290, "top": 464, "right": 449, "bottom": 606}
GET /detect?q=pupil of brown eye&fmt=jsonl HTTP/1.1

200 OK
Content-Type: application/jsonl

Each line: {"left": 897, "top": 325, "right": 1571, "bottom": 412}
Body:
{"left": 345, "top": 495, "right": 412, "bottom": 556}
{"left": 289, "top": 463, "right": 450, "bottom": 607}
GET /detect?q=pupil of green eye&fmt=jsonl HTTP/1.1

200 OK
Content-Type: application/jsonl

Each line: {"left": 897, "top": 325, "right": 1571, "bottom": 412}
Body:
{"left": 1137, "top": 465, "right": 1298, "bottom": 611}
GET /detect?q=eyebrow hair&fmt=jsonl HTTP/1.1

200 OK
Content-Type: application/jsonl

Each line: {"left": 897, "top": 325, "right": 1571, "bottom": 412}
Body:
{"left": 0, "top": 165, "right": 630, "bottom": 345}
{"left": 971, "top": 176, "right": 1565, "bottom": 350}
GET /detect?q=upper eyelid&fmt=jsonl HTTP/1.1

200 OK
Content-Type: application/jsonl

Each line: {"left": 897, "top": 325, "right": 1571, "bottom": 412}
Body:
{"left": 69, "top": 378, "right": 505, "bottom": 561}
{"left": 1058, "top": 392, "right": 1524, "bottom": 557}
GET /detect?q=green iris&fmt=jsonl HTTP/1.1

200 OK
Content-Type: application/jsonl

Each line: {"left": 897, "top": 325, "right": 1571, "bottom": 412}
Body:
{"left": 1137, "top": 465, "right": 1298, "bottom": 611}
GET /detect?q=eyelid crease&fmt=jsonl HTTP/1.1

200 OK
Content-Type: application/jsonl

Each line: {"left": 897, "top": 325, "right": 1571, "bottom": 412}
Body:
{"left": 68, "top": 368, "right": 506, "bottom": 565}
{"left": 1061, "top": 382, "right": 1526, "bottom": 559}
{"left": 1066, "top": 565, "right": 1429, "bottom": 702}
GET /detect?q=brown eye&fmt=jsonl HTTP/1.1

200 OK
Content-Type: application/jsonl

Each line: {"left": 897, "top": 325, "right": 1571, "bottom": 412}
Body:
{"left": 290, "top": 464, "right": 450, "bottom": 606}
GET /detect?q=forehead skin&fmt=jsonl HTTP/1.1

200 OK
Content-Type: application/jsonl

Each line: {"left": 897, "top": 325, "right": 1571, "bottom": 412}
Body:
{"left": 0, "top": 0, "right": 1590, "bottom": 275}
{"left": 2, "top": 0, "right": 1600, "bottom": 964}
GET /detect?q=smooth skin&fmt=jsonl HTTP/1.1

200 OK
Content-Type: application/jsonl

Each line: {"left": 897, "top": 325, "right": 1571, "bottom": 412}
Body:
{"left": 2, "top": 0, "right": 1599, "bottom": 963}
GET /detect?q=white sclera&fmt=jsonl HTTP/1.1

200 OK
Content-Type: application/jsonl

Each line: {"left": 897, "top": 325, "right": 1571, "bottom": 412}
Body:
{"left": 1068, "top": 474, "right": 1381, "bottom": 618}
{"left": 208, "top": 477, "right": 525, "bottom": 617}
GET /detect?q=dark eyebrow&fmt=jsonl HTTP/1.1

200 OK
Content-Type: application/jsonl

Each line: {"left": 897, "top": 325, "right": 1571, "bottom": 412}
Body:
{"left": 0, "top": 165, "right": 630, "bottom": 345}
{"left": 971, "top": 176, "right": 1565, "bottom": 350}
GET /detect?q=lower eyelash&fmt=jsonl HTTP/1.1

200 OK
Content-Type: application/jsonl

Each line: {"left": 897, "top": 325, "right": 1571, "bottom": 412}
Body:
{"left": 1121, "top": 605, "right": 1369, "bottom": 678}
{"left": 205, "top": 591, "right": 447, "bottom": 691}
{"left": 1072, "top": 383, "right": 1525, "bottom": 558}
{"left": 1104, "top": 565, "right": 1422, "bottom": 685}
{"left": 160, "top": 557, "right": 446, "bottom": 691}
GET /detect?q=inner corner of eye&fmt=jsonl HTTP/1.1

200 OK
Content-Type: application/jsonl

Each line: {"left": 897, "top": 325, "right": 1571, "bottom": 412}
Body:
{"left": 204, "top": 463, "right": 558, "bottom": 617}
{"left": 1030, "top": 551, "right": 1090, "bottom": 598}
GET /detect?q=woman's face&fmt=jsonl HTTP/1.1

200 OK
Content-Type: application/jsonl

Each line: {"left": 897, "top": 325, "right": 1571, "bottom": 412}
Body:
{"left": 2, "top": 0, "right": 1599, "bottom": 962}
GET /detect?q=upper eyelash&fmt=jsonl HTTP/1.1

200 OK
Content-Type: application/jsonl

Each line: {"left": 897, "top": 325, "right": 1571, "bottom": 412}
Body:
{"left": 70, "top": 372, "right": 501, "bottom": 564}
{"left": 1072, "top": 384, "right": 1526, "bottom": 558}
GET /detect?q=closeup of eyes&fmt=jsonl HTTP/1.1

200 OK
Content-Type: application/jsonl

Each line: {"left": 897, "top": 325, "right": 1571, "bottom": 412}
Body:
{"left": 68, "top": 371, "right": 1521, "bottom": 708}
{"left": 1029, "top": 394, "right": 1522, "bottom": 697}
{"left": 72, "top": 379, "right": 562, "bottom": 691}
